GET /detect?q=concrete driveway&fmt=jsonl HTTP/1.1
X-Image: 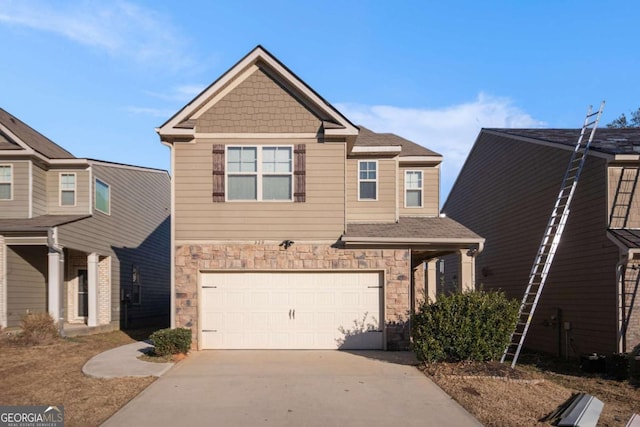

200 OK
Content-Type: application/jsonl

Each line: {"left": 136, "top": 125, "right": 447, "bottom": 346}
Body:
{"left": 102, "top": 350, "right": 481, "bottom": 427}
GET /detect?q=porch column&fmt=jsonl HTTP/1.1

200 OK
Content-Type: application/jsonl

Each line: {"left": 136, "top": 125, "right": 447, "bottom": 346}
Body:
{"left": 87, "top": 253, "right": 99, "bottom": 327}
{"left": 458, "top": 249, "right": 476, "bottom": 293}
{"left": 426, "top": 259, "right": 438, "bottom": 303}
{"left": 0, "top": 236, "right": 6, "bottom": 328}
{"left": 47, "top": 248, "right": 64, "bottom": 326}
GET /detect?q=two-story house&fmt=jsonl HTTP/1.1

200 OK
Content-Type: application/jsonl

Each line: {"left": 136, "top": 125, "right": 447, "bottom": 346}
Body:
{"left": 157, "top": 46, "right": 484, "bottom": 350}
{"left": 443, "top": 128, "right": 640, "bottom": 357}
{"left": 0, "top": 108, "right": 170, "bottom": 334}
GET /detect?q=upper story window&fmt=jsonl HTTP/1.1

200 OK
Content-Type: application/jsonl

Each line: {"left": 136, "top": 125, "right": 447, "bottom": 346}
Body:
{"left": 358, "top": 160, "right": 377, "bottom": 200}
{"left": 226, "top": 146, "right": 292, "bottom": 201}
{"left": 95, "top": 179, "right": 110, "bottom": 214}
{"left": 405, "top": 170, "right": 423, "bottom": 208}
{"left": 60, "top": 173, "right": 76, "bottom": 206}
{"left": 0, "top": 165, "right": 11, "bottom": 200}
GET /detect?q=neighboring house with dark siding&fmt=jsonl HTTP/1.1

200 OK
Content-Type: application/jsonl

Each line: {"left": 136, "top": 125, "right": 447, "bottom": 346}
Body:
{"left": 157, "top": 46, "right": 484, "bottom": 350}
{"left": 442, "top": 128, "right": 640, "bottom": 357}
{"left": 0, "top": 108, "right": 170, "bottom": 333}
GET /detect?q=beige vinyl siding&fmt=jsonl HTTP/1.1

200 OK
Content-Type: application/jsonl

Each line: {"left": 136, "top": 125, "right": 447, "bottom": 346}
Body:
{"left": 346, "top": 158, "right": 396, "bottom": 222}
{"left": 0, "top": 161, "right": 29, "bottom": 218}
{"left": 608, "top": 166, "right": 640, "bottom": 228}
{"left": 32, "top": 163, "right": 47, "bottom": 216}
{"left": 6, "top": 245, "right": 48, "bottom": 327}
{"left": 442, "top": 133, "right": 618, "bottom": 356}
{"left": 57, "top": 164, "right": 170, "bottom": 327}
{"left": 398, "top": 165, "right": 439, "bottom": 216}
{"left": 46, "top": 168, "right": 90, "bottom": 214}
{"left": 174, "top": 139, "right": 345, "bottom": 241}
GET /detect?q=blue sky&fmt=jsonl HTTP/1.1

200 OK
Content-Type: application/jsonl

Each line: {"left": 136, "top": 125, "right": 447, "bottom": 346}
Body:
{"left": 1, "top": 0, "right": 638, "bottom": 200}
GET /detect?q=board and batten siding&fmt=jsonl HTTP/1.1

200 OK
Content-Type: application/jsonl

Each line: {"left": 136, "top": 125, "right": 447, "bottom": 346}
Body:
{"left": 57, "top": 164, "right": 170, "bottom": 327}
{"left": 0, "top": 161, "right": 29, "bottom": 218}
{"left": 46, "top": 168, "right": 91, "bottom": 215}
{"left": 6, "top": 245, "right": 48, "bottom": 327}
{"left": 398, "top": 164, "right": 439, "bottom": 216}
{"left": 442, "top": 132, "right": 618, "bottom": 356}
{"left": 346, "top": 158, "right": 396, "bottom": 222}
{"left": 174, "top": 139, "right": 345, "bottom": 241}
{"left": 31, "top": 163, "right": 47, "bottom": 217}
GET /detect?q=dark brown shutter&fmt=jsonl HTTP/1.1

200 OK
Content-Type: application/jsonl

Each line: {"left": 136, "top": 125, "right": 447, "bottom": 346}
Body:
{"left": 212, "top": 144, "right": 225, "bottom": 202}
{"left": 294, "top": 144, "right": 306, "bottom": 202}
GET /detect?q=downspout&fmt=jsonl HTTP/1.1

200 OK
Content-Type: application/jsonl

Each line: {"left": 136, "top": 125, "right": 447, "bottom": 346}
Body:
{"left": 159, "top": 136, "right": 176, "bottom": 329}
{"left": 47, "top": 227, "right": 65, "bottom": 336}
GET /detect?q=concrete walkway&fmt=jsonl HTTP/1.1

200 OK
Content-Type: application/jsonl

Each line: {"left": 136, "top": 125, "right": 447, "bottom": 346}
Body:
{"left": 83, "top": 341, "right": 173, "bottom": 379}
{"left": 102, "top": 350, "right": 481, "bottom": 427}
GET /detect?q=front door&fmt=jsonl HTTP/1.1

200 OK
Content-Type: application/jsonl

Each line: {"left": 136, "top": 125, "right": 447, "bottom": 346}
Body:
{"left": 77, "top": 269, "right": 88, "bottom": 318}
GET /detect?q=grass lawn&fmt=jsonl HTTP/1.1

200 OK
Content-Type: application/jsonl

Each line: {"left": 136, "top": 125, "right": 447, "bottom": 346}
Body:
{"left": 0, "top": 329, "right": 157, "bottom": 426}
{"left": 425, "top": 353, "right": 640, "bottom": 427}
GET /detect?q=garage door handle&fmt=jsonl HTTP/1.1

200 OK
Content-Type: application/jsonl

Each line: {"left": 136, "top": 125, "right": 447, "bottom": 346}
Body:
{"left": 289, "top": 309, "right": 296, "bottom": 320}
{"left": 289, "top": 309, "right": 292, "bottom": 319}
{"left": 293, "top": 309, "right": 295, "bottom": 319}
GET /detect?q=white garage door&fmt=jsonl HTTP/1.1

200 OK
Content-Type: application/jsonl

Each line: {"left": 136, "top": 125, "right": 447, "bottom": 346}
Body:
{"left": 201, "top": 271, "right": 383, "bottom": 350}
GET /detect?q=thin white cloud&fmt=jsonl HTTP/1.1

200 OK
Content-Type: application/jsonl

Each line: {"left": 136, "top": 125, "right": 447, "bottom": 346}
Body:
{"left": 124, "top": 106, "right": 174, "bottom": 118}
{"left": 0, "top": 0, "right": 192, "bottom": 68}
{"left": 337, "top": 93, "right": 545, "bottom": 203}
{"left": 145, "top": 84, "right": 207, "bottom": 103}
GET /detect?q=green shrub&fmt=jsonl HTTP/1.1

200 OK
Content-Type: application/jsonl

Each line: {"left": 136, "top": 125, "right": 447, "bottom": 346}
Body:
{"left": 20, "top": 312, "right": 59, "bottom": 345}
{"left": 150, "top": 328, "right": 192, "bottom": 356}
{"left": 411, "top": 290, "right": 519, "bottom": 362}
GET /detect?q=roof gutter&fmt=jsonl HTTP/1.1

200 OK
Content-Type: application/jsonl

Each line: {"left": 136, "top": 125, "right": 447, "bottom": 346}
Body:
{"left": 341, "top": 236, "right": 484, "bottom": 252}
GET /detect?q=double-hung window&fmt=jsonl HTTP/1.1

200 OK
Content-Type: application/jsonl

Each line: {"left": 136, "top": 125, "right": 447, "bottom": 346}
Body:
{"left": 0, "top": 165, "right": 11, "bottom": 200}
{"left": 95, "top": 179, "right": 110, "bottom": 214}
{"left": 358, "top": 160, "right": 377, "bottom": 200}
{"left": 405, "top": 170, "right": 423, "bottom": 208}
{"left": 60, "top": 173, "right": 76, "bottom": 206}
{"left": 227, "top": 146, "right": 292, "bottom": 201}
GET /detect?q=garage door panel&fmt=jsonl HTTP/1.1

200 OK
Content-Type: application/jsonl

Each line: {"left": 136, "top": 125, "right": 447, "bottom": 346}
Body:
{"left": 201, "top": 272, "right": 383, "bottom": 349}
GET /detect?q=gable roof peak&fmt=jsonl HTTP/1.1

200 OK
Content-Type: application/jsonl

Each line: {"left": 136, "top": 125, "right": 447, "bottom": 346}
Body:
{"left": 0, "top": 108, "right": 75, "bottom": 159}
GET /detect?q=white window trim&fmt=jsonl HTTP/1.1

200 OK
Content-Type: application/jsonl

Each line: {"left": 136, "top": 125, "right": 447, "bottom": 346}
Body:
{"left": 225, "top": 145, "right": 294, "bottom": 202}
{"left": 95, "top": 178, "right": 110, "bottom": 215}
{"left": 0, "top": 164, "right": 13, "bottom": 201}
{"left": 357, "top": 160, "right": 378, "bottom": 201}
{"left": 404, "top": 170, "right": 424, "bottom": 208}
{"left": 59, "top": 172, "right": 77, "bottom": 207}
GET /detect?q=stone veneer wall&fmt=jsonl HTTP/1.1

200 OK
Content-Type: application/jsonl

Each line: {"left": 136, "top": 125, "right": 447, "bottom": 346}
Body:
{"left": 624, "top": 261, "right": 640, "bottom": 351}
{"left": 175, "top": 243, "right": 412, "bottom": 349}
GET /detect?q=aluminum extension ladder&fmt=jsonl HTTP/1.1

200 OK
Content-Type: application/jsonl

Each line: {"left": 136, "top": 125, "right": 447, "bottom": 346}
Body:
{"left": 501, "top": 101, "right": 605, "bottom": 367}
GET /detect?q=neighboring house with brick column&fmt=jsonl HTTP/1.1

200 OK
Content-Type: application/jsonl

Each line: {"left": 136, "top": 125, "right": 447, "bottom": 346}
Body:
{"left": 442, "top": 128, "right": 640, "bottom": 357}
{"left": 0, "top": 108, "right": 170, "bottom": 334}
{"left": 157, "top": 46, "right": 484, "bottom": 350}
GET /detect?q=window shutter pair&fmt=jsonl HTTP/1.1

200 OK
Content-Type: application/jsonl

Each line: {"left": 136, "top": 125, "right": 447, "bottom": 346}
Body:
{"left": 212, "top": 144, "right": 306, "bottom": 202}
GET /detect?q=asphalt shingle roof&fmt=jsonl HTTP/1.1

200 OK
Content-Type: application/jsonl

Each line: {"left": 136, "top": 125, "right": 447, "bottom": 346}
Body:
{"left": 354, "top": 126, "right": 441, "bottom": 157}
{"left": 608, "top": 229, "right": 640, "bottom": 249}
{"left": 344, "top": 216, "right": 482, "bottom": 240}
{"left": 487, "top": 128, "right": 640, "bottom": 156}
{"left": 0, "top": 108, "right": 75, "bottom": 159}
{"left": 0, "top": 215, "right": 90, "bottom": 232}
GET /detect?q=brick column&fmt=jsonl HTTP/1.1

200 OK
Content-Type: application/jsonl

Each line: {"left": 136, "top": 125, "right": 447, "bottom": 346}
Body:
{"left": 97, "top": 256, "right": 111, "bottom": 325}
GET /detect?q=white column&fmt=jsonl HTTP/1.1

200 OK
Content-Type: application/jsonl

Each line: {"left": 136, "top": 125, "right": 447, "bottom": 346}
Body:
{"left": 47, "top": 249, "right": 64, "bottom": 325}
{"left": 0, "top": 236, "right": 6, "bottom": 328}
{"left": 458, "top": 249, "right": 476, "bottom": 293}
{"left": 87, "top": 253, "right": 99, "bottom": 327}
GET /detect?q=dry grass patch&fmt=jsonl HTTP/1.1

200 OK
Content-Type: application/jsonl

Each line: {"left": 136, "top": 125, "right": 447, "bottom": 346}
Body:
{"left": 424, "top": 357, "right": 640, "bottom": 427}
{"left": 0, "top": 330, "right": 156, "bottom": 427}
